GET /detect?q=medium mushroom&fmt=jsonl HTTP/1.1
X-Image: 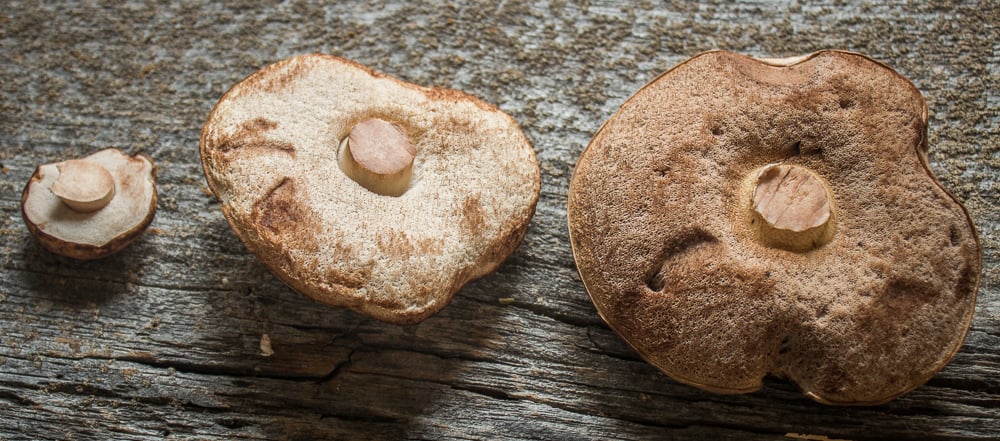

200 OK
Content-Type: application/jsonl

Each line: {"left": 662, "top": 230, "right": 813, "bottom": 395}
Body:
{"left": 22, "top": 148, "right": 158, "bottom": 260}
{"left": 568, "top": 50, "right": 981, "bottom": 404}
{"left": 200, "top": 54, "right": 540, "bottom": 324}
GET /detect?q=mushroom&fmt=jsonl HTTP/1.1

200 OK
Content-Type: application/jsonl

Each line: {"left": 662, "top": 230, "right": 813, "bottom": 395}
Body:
{"left": 200, "top": 54, "right": 540, "bottom": 324}
{"left": 568, "top": 50, "right": 981, "bottom": 405}
{"left": 21, "top": 148, "right": 158, "bottom": 260}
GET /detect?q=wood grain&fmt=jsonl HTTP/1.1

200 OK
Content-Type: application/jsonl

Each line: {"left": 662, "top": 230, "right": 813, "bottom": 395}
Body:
{"left": 1, "top": 1, "right": 997, "bottom": 440}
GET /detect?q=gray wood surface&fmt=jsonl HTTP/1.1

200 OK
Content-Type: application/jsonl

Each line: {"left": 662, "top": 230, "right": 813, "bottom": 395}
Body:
{"left": 1, "top": 1, "right": 997, "bottom": 440}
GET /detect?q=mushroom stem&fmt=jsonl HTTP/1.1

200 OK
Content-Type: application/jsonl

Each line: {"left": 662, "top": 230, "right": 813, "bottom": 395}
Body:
{"left": 755, "top": 53, "right": 813, "bottom": 67}
{"left": 337, "top": 118, "right": 415, "bottom": 197}
{"left": 50, "top": 159, "right": 116, "bottom": 213}
{"left": 749, "top": 163, "right": 834, "bottom": 251}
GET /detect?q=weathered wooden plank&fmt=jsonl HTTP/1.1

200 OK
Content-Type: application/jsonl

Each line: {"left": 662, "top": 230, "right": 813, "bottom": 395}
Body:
{"left": 1, "top": 1, "right": 998, "bottom": 440}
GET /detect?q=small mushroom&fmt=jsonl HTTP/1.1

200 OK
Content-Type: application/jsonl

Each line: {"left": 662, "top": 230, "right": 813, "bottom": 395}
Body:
{"left": 568, "top": 50, "right": 981, "bottom": 405}
{"left": 22, "top": 149, "right": 157, "bottom": 260}
{"left": 200, "top": 54, "right": 540, "bottom": 324}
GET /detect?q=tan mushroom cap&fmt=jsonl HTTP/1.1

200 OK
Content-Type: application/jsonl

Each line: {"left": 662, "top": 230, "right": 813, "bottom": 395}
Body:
{"left": 200, "top": 54, "right": 540, "bottom": 324}
{"left": 568, "top": 50, "right": 981, "bottom": 405}
{"left": 22, "top": 148, "right": 157, "bottom": 260}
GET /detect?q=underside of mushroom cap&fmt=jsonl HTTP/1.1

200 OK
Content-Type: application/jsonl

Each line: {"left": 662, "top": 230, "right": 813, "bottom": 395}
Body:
{"left": 22, "top": 149, "right": 158, "bottom": 260}
{"left": 200, "top": 54, "right": 540, "bottom": 324}
{"left": 568, "top": 50, "right": 981, "bottom": 405}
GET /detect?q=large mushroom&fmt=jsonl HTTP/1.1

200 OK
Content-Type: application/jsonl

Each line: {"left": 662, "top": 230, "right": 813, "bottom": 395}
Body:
{"left": 200, "top": 54, "right": 540, "bottom": 324}
{"left": 22, "top": 148, "right": 157, "bottom": 260}
{"left": 567, "top": 50, "right": 981, "bottom": 404}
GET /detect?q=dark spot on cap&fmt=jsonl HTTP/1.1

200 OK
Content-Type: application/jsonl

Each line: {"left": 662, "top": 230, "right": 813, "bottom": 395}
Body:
{"left": 326, "top": 266, "right": 369, "bottom": 290}
{"left": 462, "top": 196, "right": 485, "bottom": 233}
{"left": 948, "top": 224, "right": 960, "bottom": 247}
{"left": 215, "top": 118, "right": 295, "bottom": 156}
{"left": 778, "top": 335, "right": 792, "bottom": 355}
{"left": 252, "top": 178, "right": 319, "bottom": 251}
{"left": 882, "top": 278, "right": 938, "bottom": 310}
{"left": 254, "top": 56, "right": 312, "bottom": 94}
{"left": 645, "top": 229, "right": 717, "bottom": 292}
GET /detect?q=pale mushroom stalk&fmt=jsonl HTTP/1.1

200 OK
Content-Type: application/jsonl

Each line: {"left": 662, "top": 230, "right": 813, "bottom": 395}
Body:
{"left": 749, "top": 163, "right": 835, "bottom": 251}
{"left": 338, "top": 118, "right": 415, "bottom": 197}
{"left": 50, "top": 159, "right": 116, "bottom": 213}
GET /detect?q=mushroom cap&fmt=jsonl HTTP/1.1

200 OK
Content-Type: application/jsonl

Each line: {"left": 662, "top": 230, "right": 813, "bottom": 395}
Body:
{"left": 200, "top": 54, "right": 540, "bottom": 324}
{"left": 567, "top": 50, "right": 981, "bottom": 405}
{"left": 22, "top": 149, "right": 158, "bottom": 260}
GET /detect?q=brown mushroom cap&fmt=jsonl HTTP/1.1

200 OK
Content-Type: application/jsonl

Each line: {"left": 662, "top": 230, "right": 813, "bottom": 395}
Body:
{"left": 22, "top": 149, "right": 158, "bottom": 260}
{"left": 200, "top": 54, "right": 540, "bottom": 324}
{"left": 568, "top": 50, "right": 981, "bottom": 405}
